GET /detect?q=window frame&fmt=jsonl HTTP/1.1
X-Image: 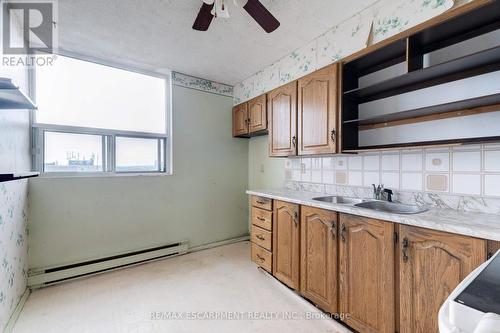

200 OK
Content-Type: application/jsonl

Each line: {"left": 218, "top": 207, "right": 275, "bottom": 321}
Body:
{"left": 30, "top": 51, "right": 172, "bottom": 177}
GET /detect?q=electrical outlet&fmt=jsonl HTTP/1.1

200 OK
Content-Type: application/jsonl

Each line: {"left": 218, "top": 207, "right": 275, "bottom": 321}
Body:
{"left": 301, "top": 163, "right": 306, "bottom": 174}
{"left": 260, "top": 164, "right": 265, "bottom": 173}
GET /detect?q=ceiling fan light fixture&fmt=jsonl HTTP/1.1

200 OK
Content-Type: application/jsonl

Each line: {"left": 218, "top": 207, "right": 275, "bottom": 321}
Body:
{"left": 213, "top": 0, "right": 230, "bottom": 18}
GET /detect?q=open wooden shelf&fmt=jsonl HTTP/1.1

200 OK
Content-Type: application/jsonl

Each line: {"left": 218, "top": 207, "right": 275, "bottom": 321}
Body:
{"left": 343, "top": 93, "right": 500, "bottom": 127}
{"left": 0, "top": 172, "right": 39, "bottom": 183}
{"left": 344, "top": 46, "right": 500, "bottom": 103}
{"left": 343, "top": 136, "right": 500, "bottom": 153}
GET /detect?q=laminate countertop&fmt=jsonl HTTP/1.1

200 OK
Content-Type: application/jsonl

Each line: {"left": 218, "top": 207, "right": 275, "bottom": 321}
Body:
{"left": 247, "top": 189, "right": 500, "bottom": 242}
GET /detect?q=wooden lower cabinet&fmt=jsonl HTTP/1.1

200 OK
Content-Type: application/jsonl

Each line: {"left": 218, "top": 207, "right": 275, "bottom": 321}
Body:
{"left": 339, "top": 214, "right": 395, "bottom": 333}
{"left": 300, "top": 206, "right": 338, "bottom": 313}
{"left": 273, "top": 200, "right": 300, "bottom": 289}
{"left": 399, "top": 225, "right": 486, "bottom": 333}
{"left": 487, "top": 240, "right": 500, "bottom": 259}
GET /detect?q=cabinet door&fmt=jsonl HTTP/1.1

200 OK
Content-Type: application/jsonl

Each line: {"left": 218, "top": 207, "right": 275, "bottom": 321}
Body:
{"left": 273, "top": 200, "right": 300, "bottom": 289}
{"left": 297, "top": 64, "right": 338, "bottom": 155}
{"left": 399, "top": 226, "right": 486, "bottom": 333}
{"left": 268, "top": 81, "right": 297, "bottom": 157}
{"left": 248, "top": 94, "right": 267, "bottom": 133}
{"left": 487, "top": 240, "right": 500, "bottom": 259}
{"left": 300, "top": 206, "right": 338, "bottom": 314}
{"left": 232, "top": 103, "right": 248, "bottom": 137}
{"left": 339, "top": 214, "right": 395, "bottom": 333}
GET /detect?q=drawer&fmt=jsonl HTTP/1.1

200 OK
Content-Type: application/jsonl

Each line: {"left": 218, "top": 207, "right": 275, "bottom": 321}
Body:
{"left": 251, "top": 196, "right": 272, "bottom": 211}
{"left": 251, "top": 225, "right": 272, "bottom": 251}
{"left": 251, "top": 243, "right": 272, "bottom": 272}
{"left": 251, "top": 207, "right": 272, "bottom": 231}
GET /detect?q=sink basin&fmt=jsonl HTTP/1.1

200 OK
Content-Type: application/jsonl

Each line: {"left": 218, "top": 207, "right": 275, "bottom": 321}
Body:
{"left": 354, "top": 201, "right": 428, "bottom": 214}
{"left": 312, "top": 196, "right": 364, "bottom": 205}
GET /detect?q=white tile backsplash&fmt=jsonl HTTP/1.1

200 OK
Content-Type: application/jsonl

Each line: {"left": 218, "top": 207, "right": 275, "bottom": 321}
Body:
{"left": 335, "top": 157, "right": 347, "bottom": 170}
{"left": 286, "top": 143, "right": 500, "bottom": 198}
{"left": 484, "top": 175, "right": 500, "bottom": 197}
{"left": 402, "top": 153, "right": 423, "bottom": 171}
{"left": 364, "top": 171, "right": 380, "bottom": 187}
{"left": 363, "top": 154, "right": 380, "bottom": 171}
{"left": 348, "top": 156, "right": 362, "bottom": 170}
{"left": 322, "top": 169, "right": 334, "bottom": 184}
{"left": 382, "top": 172, "right": 400, "bottom": 189}
{"left": 452, "top": 174, "right": 481, "bottom": 195}
{"left": 484, "top": 150, "right": 500, "bottom": 172}
{"left": 453, "top": 151, "right": 481, "bottom": 172}
{"left": 425, "top": 152, "right": 450, "bottom": 172}
{"left": 402, "top": 173, "right": 423, "bottom": 191}
{"left": 382, "top": 154, "right": 400, "bottom": 171}
{"left": 349, "top": 171, "right": 362, "bottom": 186}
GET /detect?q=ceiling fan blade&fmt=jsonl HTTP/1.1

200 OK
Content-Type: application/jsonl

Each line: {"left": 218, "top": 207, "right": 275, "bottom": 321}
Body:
{"left": 243, "top": 0, "right": 280, "bottom": 33}
{"left": 192, "top": 2, "right": 215, "bottom": 31}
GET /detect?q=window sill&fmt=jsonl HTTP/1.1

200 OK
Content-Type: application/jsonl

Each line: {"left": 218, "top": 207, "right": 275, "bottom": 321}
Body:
{"left": 37, "top": 172, "right": 172, "bottom": 179}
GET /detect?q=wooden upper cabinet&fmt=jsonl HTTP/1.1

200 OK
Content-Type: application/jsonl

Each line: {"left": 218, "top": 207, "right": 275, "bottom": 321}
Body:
{"left": 232, "top": 103, "right": 248, "bottom": 137}
{"left": 300, "top": 206, "right": 338, "bottom": 314}
{"left": 399, "top": 226, "right": 486, "bottom": 333}
{"left": 273, "top": 200, "right": 300, "bottom": 289}
{"left": 339, "top": 214, "right": 395, "bottom": 333}
{"left": 248, "top": 94, "right": 267, "bottom": 133}
{"left": 298, "top": 64, "right": 339, "bottom": 155}
{"left": 268, "top": 81, "right": 298, "bottom": 157}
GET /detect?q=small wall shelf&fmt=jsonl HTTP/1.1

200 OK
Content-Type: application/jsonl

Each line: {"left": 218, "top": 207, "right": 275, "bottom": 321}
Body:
{"left": 340, "top": 1, "right": 500, "bottom": 152}
{"left": 0, "top": 172, "right": 40, "bottom": 183}
{"left": 0, "top": 77, "right": 37, "bottom": 110}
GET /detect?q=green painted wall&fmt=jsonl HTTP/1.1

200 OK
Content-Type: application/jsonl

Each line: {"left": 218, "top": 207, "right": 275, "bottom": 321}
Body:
{"left": 248, "top": 135, "right": 285, "bottom": 190}
{"left": 28, "top": 85, "right": 249, "bottom": 270}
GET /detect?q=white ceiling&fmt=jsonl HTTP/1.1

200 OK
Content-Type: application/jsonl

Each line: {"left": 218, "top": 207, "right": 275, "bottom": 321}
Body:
{"left": 57, "top": 0, "right": 377, "bottom": 85}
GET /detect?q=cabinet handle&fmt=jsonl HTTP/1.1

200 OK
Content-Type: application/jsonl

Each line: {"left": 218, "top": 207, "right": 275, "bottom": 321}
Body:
{"left": 292, "top": 136, "right": 297, "bottom": 147}
{"left": 340, "top": 223, "right": 346, "bottom": 242}
{"left": 402, "top": 237, "right": 409, "bottom": 263}
{"left": 330, "top": 221, "right": 336, "bottom": 239}
{"left": 330, "top": 129, "right": 336, "bottom": 143}
{"left": 293, "top": 211, "right": 298, "bottom": 227}
{"left": 256, "top": 200, "right": 267, "bottom": 205}
{"left": 256, "top": 254, "right": 265, "bottom": 262}
{"left": 256, "top": 216, "right": 266, "bottom": 221}
{"left": 256, "top": 235, "right": 265, "bottom": 241}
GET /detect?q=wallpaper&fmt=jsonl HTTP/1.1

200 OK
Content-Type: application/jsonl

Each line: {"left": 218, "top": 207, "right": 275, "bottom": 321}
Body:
{"left": 0, "top": 181, "right": 28, "bottom": 331}
{"left": 234, "top": 0, "right": 458, "bottom": 104}
{"left": 0, "top": 40, "right": 31, "bottom": 330}
{"left": 172, "top": 72, "right": 233, "bottom": 97}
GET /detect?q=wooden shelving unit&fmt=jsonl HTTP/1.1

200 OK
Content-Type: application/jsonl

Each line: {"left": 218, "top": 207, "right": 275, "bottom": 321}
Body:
{"left": 340, "top": 0, "right": 500, "bottom": 152}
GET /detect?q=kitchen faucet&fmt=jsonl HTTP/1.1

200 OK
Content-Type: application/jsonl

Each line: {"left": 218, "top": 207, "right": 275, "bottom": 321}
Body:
{"left": 372, "top": 184, "right": 394, "bottom": 202}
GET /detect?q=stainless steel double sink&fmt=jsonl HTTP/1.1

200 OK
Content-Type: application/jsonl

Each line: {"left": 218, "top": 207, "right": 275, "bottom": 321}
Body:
{"left": 312, "top": 196, "right": 428, "bottom": 215}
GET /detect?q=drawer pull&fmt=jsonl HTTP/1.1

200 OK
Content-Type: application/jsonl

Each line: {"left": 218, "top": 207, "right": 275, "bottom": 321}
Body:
{"left": 402, "top": 237, "right": 410, "bottom": 263}
{"left": 256, "top": 216, "right": 266, "bottom": 221}
{"left": 256, "top": 235, "right": 266, "bottom": 241}
{"left": 256, "top": 200, "right": 267, "bottom": 205}
{"left": 256, "top": 254, "right": 265, "bottom": 262}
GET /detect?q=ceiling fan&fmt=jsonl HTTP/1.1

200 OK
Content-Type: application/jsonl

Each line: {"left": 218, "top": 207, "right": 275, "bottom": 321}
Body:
{"left": 192, "top": 0, "right": 280, "bottom": 33}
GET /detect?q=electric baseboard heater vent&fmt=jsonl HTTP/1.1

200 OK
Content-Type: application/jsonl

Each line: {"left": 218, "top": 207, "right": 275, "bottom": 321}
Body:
{"left": 28, "top": 241, "right": 189, "bottom": 288}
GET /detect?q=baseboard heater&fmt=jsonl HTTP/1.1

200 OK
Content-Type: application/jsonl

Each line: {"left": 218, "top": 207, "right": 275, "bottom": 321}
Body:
{"left": 28, "top": 241, "right": 189, "bottom": 288}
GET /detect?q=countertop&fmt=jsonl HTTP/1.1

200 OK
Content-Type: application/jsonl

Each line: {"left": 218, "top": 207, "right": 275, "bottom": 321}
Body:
{"left": 247, "top": 189, "right": 500, "bottom": 242}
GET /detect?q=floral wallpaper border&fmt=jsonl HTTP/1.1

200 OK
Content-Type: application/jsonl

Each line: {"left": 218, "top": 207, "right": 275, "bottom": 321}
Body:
{"left": 172, "top": 72, "right": 233, "bottom": 97}
{"left": 234, "top": 0, "right": 460, "bottom": 105}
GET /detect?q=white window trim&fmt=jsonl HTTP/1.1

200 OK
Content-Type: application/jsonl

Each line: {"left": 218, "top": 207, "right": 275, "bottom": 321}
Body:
{"left": 30, "top": 50, "right": 173, "bottom": 177}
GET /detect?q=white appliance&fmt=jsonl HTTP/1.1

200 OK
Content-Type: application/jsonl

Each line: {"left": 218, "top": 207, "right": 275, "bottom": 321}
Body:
{"left": 439, "top": 250, "right": 500, "bottom": 333}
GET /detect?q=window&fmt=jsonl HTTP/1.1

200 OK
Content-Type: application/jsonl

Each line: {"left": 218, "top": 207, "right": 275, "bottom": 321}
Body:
{"left": 32, "top": 54, "right": 170, "bottom": 175}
